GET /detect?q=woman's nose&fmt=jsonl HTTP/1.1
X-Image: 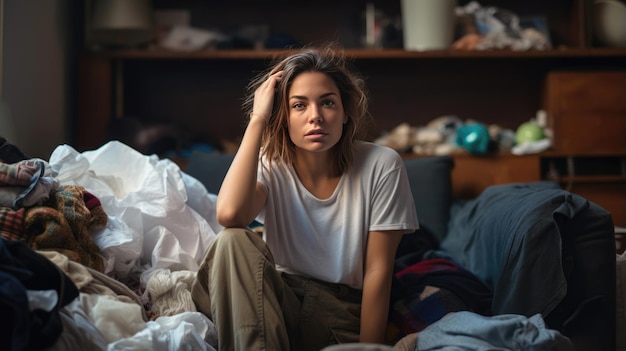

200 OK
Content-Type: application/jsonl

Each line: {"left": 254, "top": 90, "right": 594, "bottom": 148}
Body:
{"left": 308, "top": 105, "right": 322, "bottom": 123}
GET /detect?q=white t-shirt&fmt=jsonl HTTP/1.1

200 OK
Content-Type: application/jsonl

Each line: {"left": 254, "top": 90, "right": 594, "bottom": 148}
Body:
{"left": 256, "top": 141, "right": 419, "bottom": 289}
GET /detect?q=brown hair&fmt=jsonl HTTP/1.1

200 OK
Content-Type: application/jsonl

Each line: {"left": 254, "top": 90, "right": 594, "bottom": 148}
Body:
{"left": 242, "top": 43, "right": 371, "bottom": 176}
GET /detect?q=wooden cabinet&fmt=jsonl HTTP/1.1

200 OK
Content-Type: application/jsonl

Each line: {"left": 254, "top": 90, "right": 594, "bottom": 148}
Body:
{"left": 450, "top": 153, "right": 542, "bottom": 199}
{"left": 76, "top": 0, "right": 626, "bottom": 225}
{"left": 544, "top": 71, "right": 626, "bottom": 155}
{"left": 542, "top": 71, "right": 626, "bottom": 226}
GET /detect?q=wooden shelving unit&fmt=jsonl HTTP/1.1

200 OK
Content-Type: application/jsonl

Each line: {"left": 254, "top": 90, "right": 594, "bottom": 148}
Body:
{"left": 76, "top": 0, "right": 626, "bottom": 226}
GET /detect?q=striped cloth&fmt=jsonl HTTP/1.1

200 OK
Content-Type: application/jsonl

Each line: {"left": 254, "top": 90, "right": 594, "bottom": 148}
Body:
{"left": 0, "top": 207, "right": 25, "bottom": 241}
{"left": 0, "top": 160, "right": 40, "bottom": 186}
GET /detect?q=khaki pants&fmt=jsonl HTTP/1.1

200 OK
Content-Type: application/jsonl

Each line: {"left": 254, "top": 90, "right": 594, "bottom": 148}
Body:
{"left": 191, "top": 228, "right": 362, "bottom": 351}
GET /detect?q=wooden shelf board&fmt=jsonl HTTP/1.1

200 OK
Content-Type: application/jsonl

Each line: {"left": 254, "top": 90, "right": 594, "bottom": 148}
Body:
{"left": 85, "top": 47, "right": 626, "bottom": 60}
{"left": 553, "top": 175, "right": 626, "bottom": 183}
{"left": 540, "top": 151, "right": 626, "bottom": 158}
{"left": 402, "top": 151, "right": 626, "bottom": 159}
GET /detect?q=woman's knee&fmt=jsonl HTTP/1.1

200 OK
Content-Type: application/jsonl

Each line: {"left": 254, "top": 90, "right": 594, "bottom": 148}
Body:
{"left": 214, "top": 227, "right": 255, "bottom": 249}
{"left": 212, "top": 227, "right": 269, "bottom": 258}
{"left": 215, "top": 227, "right": 249, "bottom": 242}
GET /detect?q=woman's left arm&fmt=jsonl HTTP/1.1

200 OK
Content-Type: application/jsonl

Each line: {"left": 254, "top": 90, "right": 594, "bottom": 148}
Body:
{"left": 360, "top": 230, "right": 404, "bottom": 344}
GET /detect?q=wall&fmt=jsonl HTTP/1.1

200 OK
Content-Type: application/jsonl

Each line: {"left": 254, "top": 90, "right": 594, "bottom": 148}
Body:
{"left": 3, "top": 1, "right": 81, "bottom": 159}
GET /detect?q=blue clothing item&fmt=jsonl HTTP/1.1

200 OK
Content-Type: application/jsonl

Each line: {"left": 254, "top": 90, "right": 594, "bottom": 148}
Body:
{"left": 12, "top": 160, "right": 45, "bottom": 208}
{"left": 416, "top": 311, "right": 573, "bottom": 351}
{"left": 436, "top": 182, "right": 580, "bottom": 317}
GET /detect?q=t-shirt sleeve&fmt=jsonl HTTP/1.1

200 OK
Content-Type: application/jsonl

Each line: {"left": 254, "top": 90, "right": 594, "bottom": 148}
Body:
{"left": 369, "top": 157, "right": 419, "bottom": 233}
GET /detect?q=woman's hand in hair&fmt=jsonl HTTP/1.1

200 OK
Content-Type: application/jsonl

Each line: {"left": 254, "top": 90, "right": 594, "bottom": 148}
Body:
{"left": 251, "top": 70, "right": 283, "bottom": 123}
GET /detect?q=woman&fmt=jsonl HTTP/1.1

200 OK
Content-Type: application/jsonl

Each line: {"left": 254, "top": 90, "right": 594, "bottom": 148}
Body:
{"left": 191, "top": 44, "right": 419, "bottom": 351}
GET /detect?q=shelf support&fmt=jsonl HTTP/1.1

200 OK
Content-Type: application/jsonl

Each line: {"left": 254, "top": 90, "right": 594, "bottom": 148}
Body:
{"left": 115, "top": 59, "right": 124, "bottom": 119}
{"left": 565, "top": 156, "right": 575, "bottom": 191}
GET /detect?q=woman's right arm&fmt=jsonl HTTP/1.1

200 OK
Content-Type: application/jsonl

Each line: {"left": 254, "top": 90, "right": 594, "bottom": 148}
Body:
{"left": 215, "top": 71, "right": 282, "bottom": 227}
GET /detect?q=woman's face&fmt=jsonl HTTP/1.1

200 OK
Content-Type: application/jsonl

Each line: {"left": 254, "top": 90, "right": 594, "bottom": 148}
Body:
{"left": 287, "top": 71, "right": 346, "bottom": 155}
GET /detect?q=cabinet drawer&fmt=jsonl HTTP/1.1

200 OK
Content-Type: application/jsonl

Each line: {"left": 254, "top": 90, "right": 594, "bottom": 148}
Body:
{"left": 544, "top": 71, "right": 626, "bottom": 154}
{"left": 451, "top": 154, "right": 540, "bottom": 199}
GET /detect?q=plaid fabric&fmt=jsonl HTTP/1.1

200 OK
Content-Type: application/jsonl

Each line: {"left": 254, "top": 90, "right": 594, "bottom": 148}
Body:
{"left": 386, "top": 258, "right": 493, "bottom": 344}
{"left": 0, "top": 161, "right": 40, "bottom": 187}
{"left": 396, "top": 258, "right": 461, "bottom": 278}
{"left": 50, "top": 186, "right": 107, "bottom": 235}
{"left": 387, "top": 287, "right": 469, "bottom": 343}
{"left": 391, "top": 258, "right": 493, "bottom": 314}
{"left": 24, "top": 185, "right": 107, "bottom": 272}
{"left": 24, "top": 206, "right": 84, "bottom": 264}
{"left": 81, "top": 190, "right": 107, "bottom": 230}
{"left": 0, "top": 207, "right": 25, "bottom": 241}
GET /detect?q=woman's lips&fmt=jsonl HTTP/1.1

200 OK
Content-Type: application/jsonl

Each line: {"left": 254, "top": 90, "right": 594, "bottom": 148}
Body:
{"left": 305, "top": 130, "right": 327, "bottom": 140}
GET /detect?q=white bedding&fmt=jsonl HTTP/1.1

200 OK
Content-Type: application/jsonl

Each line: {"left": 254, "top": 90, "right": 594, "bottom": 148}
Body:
{"left": 44, "top": 141, "right": 221, "bottom": 350}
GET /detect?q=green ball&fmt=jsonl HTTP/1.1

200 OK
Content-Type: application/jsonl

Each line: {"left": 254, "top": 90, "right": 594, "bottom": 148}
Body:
{"left": 515, "top": 122, "right": 545, "bottom": 144}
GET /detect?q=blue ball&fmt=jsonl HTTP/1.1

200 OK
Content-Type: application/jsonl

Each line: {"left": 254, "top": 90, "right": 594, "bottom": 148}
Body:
{"left": 455, "top": 123, "right": 491, "bottom": 155}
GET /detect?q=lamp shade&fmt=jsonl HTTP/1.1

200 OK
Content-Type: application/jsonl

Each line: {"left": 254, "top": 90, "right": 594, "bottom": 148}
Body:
{"left": 89, "top": 0, "right": 154, "bottom": 49}
{"left": 93, "top": 0, "right": 153, "bottom": 30}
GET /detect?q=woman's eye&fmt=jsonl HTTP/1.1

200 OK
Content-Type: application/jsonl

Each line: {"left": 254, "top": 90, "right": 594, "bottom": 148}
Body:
{"left": 292, "top": 102, "right": 305, "bottom": 110}
{"left": 322, "top": 100, "right": 335, "bottom": 107}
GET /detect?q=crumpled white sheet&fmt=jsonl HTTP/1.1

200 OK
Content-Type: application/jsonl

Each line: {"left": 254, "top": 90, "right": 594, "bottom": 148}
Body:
{"left": 47, "top": 141, "right": 219, "bottom": 282}
{"left": 53, "top": 295, "right": 218, "bottom": 351}
{"left": 109, "top": 312, "right": 218, "bottom": 351}
{"left": 88, "top": 293, "right": 147, "bottom": 343}
{"left": 45, "top": 141, "right": 221, "bottom": 350}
